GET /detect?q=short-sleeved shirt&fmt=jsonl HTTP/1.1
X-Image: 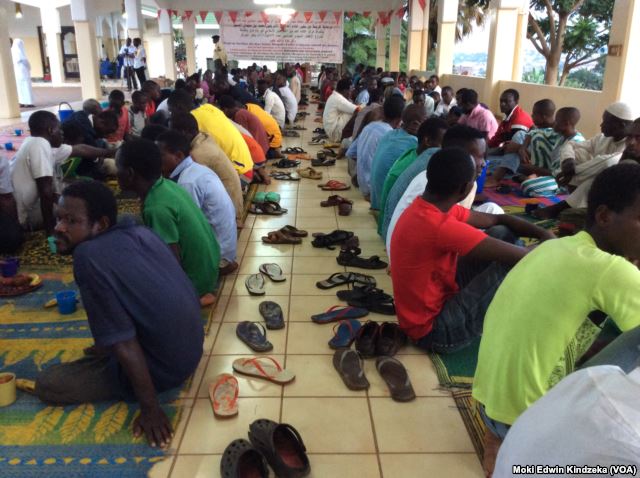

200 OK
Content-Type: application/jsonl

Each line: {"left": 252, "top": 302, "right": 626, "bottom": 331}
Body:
{"left": 143, "top": 177, "right": 220, "bottom": 296}
{"left": 11, "top": 136, "right": 71, "bottom": 227}
{"left": 262, "top": 89, "right": 286, "bottom": 128}
{"left": 234, "top": 109, "right": 269, "bottom": 154}
{"left": 279, "top": 86, "right": 298, "bottom": 124}
{"left": 390, "top": 199, "right": 487, "bottom": 340}
{"left": 473, "top": 231, "right": 640, "bottom": 425}
{"left": 133, "top": 46, "right": 146, "bottom": 69}
{"left": 459, "top": 104, "right": 499, "bottom": 140}
{"left": 128, "top": 109, "right": 146, "bottom": 137}
{"left": 246, "top": 103, "right": 282, "bottom": 148}
{"left": 488, "top": 105, "right": 534, "bottom": 148}
{"left": 106, "top": 107, "right": 130, "bottom": 143}
{"left": 170, "top": 157, "right": 237, "bottom": 262}
{"left": 191, "top": 104, "right": 253, "bottom": 175}
{"left": 526, "top": 127, "right": 561, "bottom": 170}
{"left": 369, "top": 129, "right": 418, "bottom": 210}
{"left": 349, "top": 121, "right": 393, "bottom": 197}
{"left": 73, "top": 222, "right": 203, "bottom": 393}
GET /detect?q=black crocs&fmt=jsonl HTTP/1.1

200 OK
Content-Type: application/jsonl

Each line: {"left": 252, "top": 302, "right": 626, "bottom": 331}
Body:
{"left": 248, "top": 419, "right": 311, "bottom": 478}
{"left": 220, "top": 439, "right": 269, "bottom": 478}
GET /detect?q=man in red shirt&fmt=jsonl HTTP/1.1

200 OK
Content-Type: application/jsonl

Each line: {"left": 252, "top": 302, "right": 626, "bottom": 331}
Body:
{"left": 488, "top": 89, "right": 534, "bottom": 148}
{"left": 390, "top": 148, "right": 554, "bottom": 353}
{"left": 218, "top": 95, "right": 270, "bottom": 155}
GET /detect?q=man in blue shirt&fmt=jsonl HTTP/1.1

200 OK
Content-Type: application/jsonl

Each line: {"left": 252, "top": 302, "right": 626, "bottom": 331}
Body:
{"left": 35, "top": 181, "right": 203, "bottom": 448}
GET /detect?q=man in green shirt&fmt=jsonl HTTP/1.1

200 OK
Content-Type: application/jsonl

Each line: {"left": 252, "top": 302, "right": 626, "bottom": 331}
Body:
{"left": 473, "top": 160, "right": 640, "bottom": 476}
{"left": 116, "top": 138, "right": 220, "bottom": 305}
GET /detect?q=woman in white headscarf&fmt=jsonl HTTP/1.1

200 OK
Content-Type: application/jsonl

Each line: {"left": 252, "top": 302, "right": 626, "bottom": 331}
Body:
{"left": 11, "top": 39, "right": 34, "bottom": 107}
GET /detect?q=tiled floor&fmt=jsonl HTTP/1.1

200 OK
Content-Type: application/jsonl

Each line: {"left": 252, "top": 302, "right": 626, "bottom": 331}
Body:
{"left": 149, "top": 101, "right": 483, "bottom": 478}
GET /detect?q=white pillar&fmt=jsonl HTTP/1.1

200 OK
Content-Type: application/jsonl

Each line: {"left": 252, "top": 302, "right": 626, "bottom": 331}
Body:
{"left": 389, "top": 11, "right": 402, "bottom": 72}
{"left": 512, "top": 0, "right": 529, "bottom": 81}
{"left": 375, "top": 24, "right": 387, "bottom": 70}
{"left": 0, "top": 4, "right": 19, "bottom": 118}
{"left": 602, "top": 0, "right": 640, "bottom": 108}
{"left": 436, "top": 0, "right": 457, "bottom": 76}
{"left": 95, "top": 17, "right": 105, "bottom": 60}
{"left": 407, "top": 0, "right": 425, "bottom": 72}
{"left": 182, "top": 15, "right": 197, "bottom": 75}
{"left": 70, "top": 0, "right": 102, "bottom": 100}
{"left": 41, "top": 5, "right": 65, "bottom": 84}
{"left": 125, "top": 0, "right": 143, "bottom": 39}
{"left": 420, "top": 0, "right": 431, "bottom": 70}
{"left": 484, "top": 0, "right": 520, "bottom": 110}
{"left": 158, "top": 9, "right": 176, "bottom": 81}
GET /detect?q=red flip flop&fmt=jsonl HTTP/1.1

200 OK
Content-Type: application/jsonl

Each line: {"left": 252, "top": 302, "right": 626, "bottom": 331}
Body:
{"left": 209, "top": 373, "right": 239, "bottom": 418}
{"left": 318, "top": 180, "right": 351, "bottom": 191}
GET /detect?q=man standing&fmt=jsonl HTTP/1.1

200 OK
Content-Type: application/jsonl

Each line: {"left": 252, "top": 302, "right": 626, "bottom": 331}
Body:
{"left": 212, "top": 35, "right": 227, "bottom": 67}
{"left": 35, "top": 180, "right": 203, "bottom": 448}
{"left": 133, "top": 38, "right": 147, "bottom": 86}
{"left": 119, "top": 38, "right": 137, "bottom": 91}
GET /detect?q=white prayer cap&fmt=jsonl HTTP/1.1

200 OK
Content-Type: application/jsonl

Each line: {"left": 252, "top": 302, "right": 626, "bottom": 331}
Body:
{"left": 605, "top": 102, "right": 637, "bottom": 121}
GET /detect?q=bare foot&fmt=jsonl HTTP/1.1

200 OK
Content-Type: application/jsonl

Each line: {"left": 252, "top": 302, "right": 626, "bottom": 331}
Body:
{"left": 200, "top": 293, "right": 217, "bottom": 307}
{"left": 482, "top": 429, "right": 502, "bottom": 478}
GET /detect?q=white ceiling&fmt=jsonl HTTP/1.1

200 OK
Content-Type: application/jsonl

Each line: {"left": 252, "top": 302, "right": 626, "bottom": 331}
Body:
{"left": 153, "top": 0, "right": 403, "bottom": 11}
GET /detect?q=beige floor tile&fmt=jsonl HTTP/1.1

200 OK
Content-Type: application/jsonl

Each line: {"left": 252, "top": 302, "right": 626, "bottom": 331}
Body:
{"left": 231, "top": 274, "right": 291, "bottom": 296}
{"left": 294, "top": 217, "right": 338, "bottom": 229}
{"left": 370, "top": 397, "right": 475, "bottom": 453}
{"left": 238, "top": 226, "right": 252, "bottom": 243}
{"left": 292, "top": 256, "right": 346, "bottom": 275}
{"left": 296, "top": 206, "right": 336, "bottom": 217}
{"left": 211, "top": 322, "right": 287, "bottom": 355}
{"left": 254, "top": 215, "right": 297, "bottom": 229}
{"left": 244, "top": 242, "right": 294, "bottom": 257}
{"left": 166, "top": 397, "right": 194, "bottom": 454}
{"left": 179, "top": 397, "right": 281, "bottom": 454}
{"left": 198, "top": 354, "right": 284, "bottom": 398}
{"left": 238, "top": 256, "right": 293, "bottom": 275}
{"left": 249, "top": 228, "right": 286, "bottom": 242}
{"left": 337, "top": 216, "right": 378, "bottom": 229}
{"left": 379, "top": 453, "right": 484, "bottom": 478}
{"left": 288, "top": 295, "right": 347, "bottom": 321}
{"left": 284, "top": 354, "right": 366, "bottom": 397}
{"left": 203, "top": 322, "right": 222, "bottom": 353}
{"left": 365, "top": 354, "right": 447, "bottom": 398}
{"left": 281, "top": 397, "right": 376, "bottom": 453}
{"left": 348, "top": 228, "right": 384, "bottom": 241}
{"left": 219, "top": 277, "right": 237, "bottom": 296}
{"left": 290, "top": 275, "right": 351, "bottom": 296}
{"left": 286, "top": 322, "right": 336, "bottom": 354}
{"left": 292, "top": 241, "right": 341, "bottom": 257}
{"left": 148, "top": 456, "right": 174, "bottom": 478}
{"left": 170, "top": 455, "right": 221, "bottom": 478}
{"left": 349, "top": 240, "right": 388, "bottom": 257}
{"left": 307, "top": 454, "right": 381, "bottom": 478}
{"left": 224, "top": 295, "right": 289, "bottom": 323}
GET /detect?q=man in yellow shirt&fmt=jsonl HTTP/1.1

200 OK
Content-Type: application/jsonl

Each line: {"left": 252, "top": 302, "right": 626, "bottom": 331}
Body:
{"left": 246, "top": 102, "right": 283, "bottom": 159}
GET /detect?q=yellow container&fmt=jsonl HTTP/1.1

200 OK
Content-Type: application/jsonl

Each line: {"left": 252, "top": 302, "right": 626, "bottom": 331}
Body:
{"left": 0, "top": 372, "right": 16, "bottom": 407}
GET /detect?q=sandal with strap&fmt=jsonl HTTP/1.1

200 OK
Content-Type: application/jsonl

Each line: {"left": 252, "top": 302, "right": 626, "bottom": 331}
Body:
{"left": 279, "top": 225, "right": 308, "bottom": 237}
{"left": 329, "top": 319, "right": 363, "bottom": 349}
{"left": 337, "top": 248, "right": 388, "bottom": 270}
{"left": 318, "top": 180, "right": 350, "bottom": 191}
{"left": 311, "top": 158, "right": 336, "bottom": 167}
{"left": 311, "top": 305, "right": 369, "bottom": 324}
{"left": 320, "top": 195, "right": 353, "bottom": 207}
{"left": 249, "top": 201, "right": 288, "bottom": 216}
{"left": 297, "top": 167, "right": 323, "bottom": 180}
{"left": 339, "top": 287, "right": 396, "bottom": 316}
{"left": 270, "top": 171, "right": 301, "bottom": 181}
{"left": 273, "top": 158, "right": 301, "bottom": 168}
{"left": 248, "top": 419, "right": 311, "bottom": 478}
{"left": 236, "top": 321, "right": 273, "bottom": 352}
{"left": 316, "top": 272, "right": 377, "bottom": 290}
{"left": 209, "top": 373, "right": 239, "bottom": 418}
{"left": 232, "top": 356, "right": 295, "bottom": 384}
{"left": 333, "top": 348, "right": 369, "bottom": 390}
{"left": 311, "top": 229, "right": 355, "bottom": 249}
{"left": 220, "top": 439, "right": 269, "bottom": 478}
{"left": 262, "top": 231, "right": 302, "bottom": 245}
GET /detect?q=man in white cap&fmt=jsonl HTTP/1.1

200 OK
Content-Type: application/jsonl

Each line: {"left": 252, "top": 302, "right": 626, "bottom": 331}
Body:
{"left": 535, "top": 102, "right": 636, "bottom": 219}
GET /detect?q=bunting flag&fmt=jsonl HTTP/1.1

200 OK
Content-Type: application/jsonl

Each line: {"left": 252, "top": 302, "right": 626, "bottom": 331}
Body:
{"left": 213, "top": 11, "right": 223, "bottom": 24}
{"left": 183, "top": 10, "right": 193, "bottom": 21}
{"left": 378, "top": 11, "right": 390, "bottom": 26}
{"left": 260, "top": 11, "right": 269, "bottom": 25}
{"left": 303, "top": 11, "right": 313, "bottom": 22}
{"left": 418, "top": 0, "right": 427, "bottom": 10}
{"left": 171, "top": 9, "right": 179, "bottom": 18}
{"left": 318, "top": 11, "right": 328, "bottom": 22}
{"left": 396, "top": 6, "right": 405, "bottom": 18}
{"left": 291, "top": 11, "right": 299, "bottom": 20}
{"left": 333, "top": 11, "right": 342, "bottom": 24}
{"left": 346, "top": 11, "right": 355, "bottom": 19}
{"left": 244, "top": 11, "right": 253, "bottom": 17}
{"left": 228, "top": 10, "right": 239, "bottom": 24}
{"left": 199, "top": 11, "right": 208, "bottom": 22}
{"left": 362, "top": 11, "right": 371, "bottom": 18}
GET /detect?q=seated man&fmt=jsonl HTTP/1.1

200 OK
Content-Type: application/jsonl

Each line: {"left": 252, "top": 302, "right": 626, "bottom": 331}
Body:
{"left": 275, "top": 70, "right": 298, "bottom": 125}
{"left": 257, "top": 79, "right": 286, "bottom": 128}
{"left": 11, "top": 111, "right": 113, "bottom": 234}
{"left": 409, "top": 90, "right": 435, "bottom": 118}
{"left": 35, "top": 181, "right": 203, "bottom": 448}
{"left": 434, "top": 86, "right": 456, "bottom": 117}
{"left": 218, "top": 95, "right": 269, "bottom": 155}
{"left": 487, "top": 88, "right": 533, "bottom": 149}
{"left": 390, "top": 148, "right": 554, "bottom": 354}
{"left": 323, "top": 79, "right": 359, "bottom": 142}
{"left": 535, "top": 102, "right": 635, "bottom": 219}
{"left": 473, "top": 162, "right": 640, "bottom": 476}
{"left": 369, "top": 104, "right": 427, "bottom": 210}
{"left": 348, "top": 95, "right": 405, "bottom": 199}
{"left": 169, "top": 114, "right": 244, "bottom": 227}
{"left": 0, "top": 156, "right": 23, "bottom": 253}
{"left": 245, "top": 101, "right": 284, "bottom": 159}
{"left": 116, "top": 138, "right": 221, "bottom": 305}
{"left": 157, "top": 130, "right": 238, "bottom": 276}
{"left": 458, "top": 89, "right": 499, "bottom": 140}
{"left": 168, "top": 89, "right": 254, "bottom": 185}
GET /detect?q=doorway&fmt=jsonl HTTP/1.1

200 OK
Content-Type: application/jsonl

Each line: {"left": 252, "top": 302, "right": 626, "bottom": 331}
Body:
{"left": 60, "top": 27, "right": 79, "bottom": 79}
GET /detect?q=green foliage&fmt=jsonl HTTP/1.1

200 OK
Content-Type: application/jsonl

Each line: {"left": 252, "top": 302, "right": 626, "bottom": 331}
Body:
{"left": 342, "top": 14, "right": 377, "bottom": 69}
{"left": 173, "top": 29, "right": 186, "bottom": 62}
{"left": 522, "top": 68, "right": 545, "bottom": 84}
{"left": 564, "top": 68, "right": 603, "bottom": 90}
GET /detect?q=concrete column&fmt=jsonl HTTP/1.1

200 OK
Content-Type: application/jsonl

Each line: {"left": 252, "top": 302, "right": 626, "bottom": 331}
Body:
{"left": 407, "top": 0, "right": 425, "bottom": 72}
{"left": 375, "top": 24, "right": 387, "bottom": 70}
{"left": 0, "top": 5, "right": 19, "bottom": 118}
{"left": 389, "top": 11, "right": 402, "bottom": 72}
{"left": 182, "top": 15, "right": 197, "bottom": 75}
{"left": 71, "top": 0, "right": 102, "bottom": 100}
{"left": 41, "top": 6, "right": 65, "bottom": 84}
{"left": 601, "top": 0, "right": 640, "bottom": 108}
{"left": 125, "top": 0, "right": 143, "bottom": 39}
{"left": 420, "top": 0, "right": 431, "bottom": 70}
{"left": 158, "top": 9, "right": 176, "bottom": 81}
{"left": 95, "top": 17, "right": 104, "bottom": 60}
{"left": 511, "top": 0, "right": 529, "bottom": 81}
{"left": 436, "top": 0, "right": 458, "bottom": 76}
{"left": 484, "top": 0, "right": 520, "bottom": 110}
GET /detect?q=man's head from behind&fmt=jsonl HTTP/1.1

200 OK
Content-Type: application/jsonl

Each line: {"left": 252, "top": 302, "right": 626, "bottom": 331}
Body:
{"left": 499, "top": 89, "right": 519, "bottom": 115}
{"left": 116, "top": 138, "right": 162, "bottom": 193}
{"left": 587, "top": 162, "right": 640, "bottom": 259}
{"left": 417, "top": 117, "right": 448, "bottom": 152}
{"left": 218, "top": 95, "right": 240, "bottom": 118}
{"left": 168, "top": 89, "right": 196, "bottom": 116}
{"left": 402, "top": 104, "right": 428, "bottom": 136}
{"left": 553, "top": 107, "right": 581, "bottom": 138}
{"left": 156, "top": 130, "right": 191, "bottom": 178}
{"left": 531, "top": 99, "right": 555, "bottom": 129}
{"left": 141, "top": 80, "right": 161, "bottom": 101}
{"left": 622, "top": 119, "right": 640, "bottom": 162}
{"left": 426, "top": 147, "right": 477, "bottom": 202}
{"left": 54, "top": 181, "right": 117, "bottom": 255}
{"left": 29, "top": 111, "right": 63, "bottom": 147}
{"left": 108, "top": 90, "right": 125, "bottom": 110}
{"left": 383, "top": 95, "right": 405, "bottom": 125}
{"left": 170, "top": 112, "right": 200, "bottom": 141}
{"left": 83, "top": 99, "right": 102, "bottom": 116}
{"left": 442, "top": 125, "right": 487, "bottom": 177}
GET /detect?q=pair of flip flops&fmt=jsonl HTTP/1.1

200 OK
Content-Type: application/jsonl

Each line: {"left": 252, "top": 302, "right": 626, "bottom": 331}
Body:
{"left": 337, "top": 286, "right": 396, "bottom": 316}
{"left": 317, "top": 180, "right": 350, "bottom": 191}
{"left": 273, "top": 158, "right": 300, "bottom": 168}
{"left": 316, "top": 272, "right": 377, "bottom": 290}
{"left": 297, "top": 167, "right": 323, "bottom": 180}
{"left": 311, "top": 305, "right": 369, "bottom": 324}
{"left": 270, "top": 171, "right": 301, "bottom": 181}
{"left": 320, "top": 195, "right": 352, "bottom": 216}
{"left": 262, "top": 225, "right": 308, "bottom": 245}
{"left": 332, "top": 349, "right": 416, "bottom": 401}
{"left": 249, "top": 201, "right": 288, "bottom": 216}
{"left": 253, "top": 191, "right": 281, "bottom": 204}
{"left": 245, "top": 263, "right": 287, "bottom": 295}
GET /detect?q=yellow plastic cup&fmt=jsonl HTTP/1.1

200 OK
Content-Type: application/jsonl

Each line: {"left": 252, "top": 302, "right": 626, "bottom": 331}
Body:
{"left": 0, "top": 372, "right": 16, "bottom": 407}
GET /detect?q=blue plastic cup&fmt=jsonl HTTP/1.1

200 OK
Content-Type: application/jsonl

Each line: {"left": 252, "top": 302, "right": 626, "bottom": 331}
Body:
{"left": 476, "top": 162, "right": 489, "bottom": 194}
{"left": 14, "top": 129, "right": 23, "bottom": 136}
{"left": 100, "top": 101, "right": 109, "bottom": 109}
{"left": 47, "top": 236, "right": 57, "bottom": 254}
{"left": 4, "top": 142, "right": 13, "bottom": 151}
{"left": 56, "top": 291, "right": 77, "bottom": 315}
{"left": 0, "top": 258, "right": 19, "bottom": 277}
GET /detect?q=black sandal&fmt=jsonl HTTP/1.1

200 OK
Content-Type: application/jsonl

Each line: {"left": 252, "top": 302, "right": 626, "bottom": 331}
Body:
{"left": 337, "top": 248, "right": 388, "bottom": 270}
{"left": 311, "top": 230, "right": 355, "bottom": 249}
{"left": 316, "top": 272, "right": 377, "bottom": 290}
{"left": 248, "top": 419, "right": 311, "bottom": 478}
{"left": 337, "top": 286, "right": 396, "bottom": 315}
{"left": 220, "top": 439, "right": 269, "bottom": 478}
{"left": 273, "top": 158, "right": 301, "bottom": 168}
